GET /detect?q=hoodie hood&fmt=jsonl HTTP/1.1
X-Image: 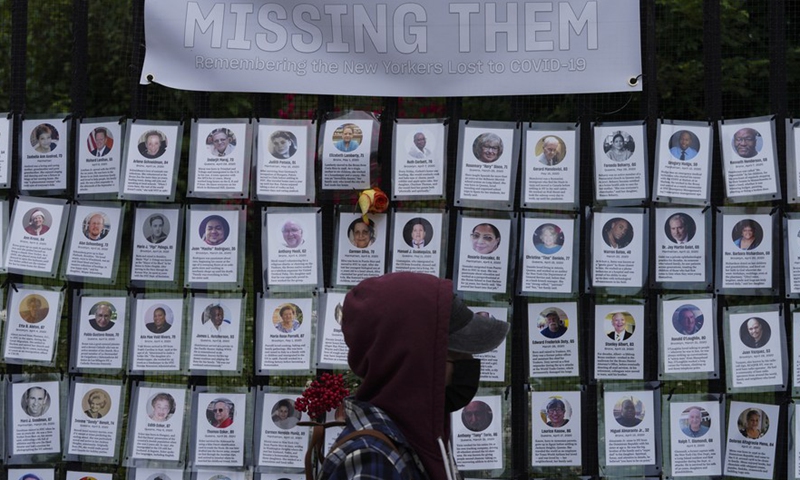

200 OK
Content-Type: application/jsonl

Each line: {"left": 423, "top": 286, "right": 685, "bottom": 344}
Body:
{"left": 343, "top": 272, "right": 451, "bottom": 480}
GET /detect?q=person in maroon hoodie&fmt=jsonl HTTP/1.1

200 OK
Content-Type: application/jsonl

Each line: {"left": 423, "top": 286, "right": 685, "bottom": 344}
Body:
{"left": 319, "top": 272, "right": 509, "bottom": 480}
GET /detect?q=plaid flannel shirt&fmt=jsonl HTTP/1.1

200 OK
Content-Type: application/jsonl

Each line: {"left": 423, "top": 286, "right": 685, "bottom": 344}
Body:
{"left": 317, "top": 397, "right": 429, "bottom": 480}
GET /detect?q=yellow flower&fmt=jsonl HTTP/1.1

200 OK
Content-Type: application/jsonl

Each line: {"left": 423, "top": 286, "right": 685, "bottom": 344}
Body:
{"left": 357, "top": 187, "right": 389, "bottom": 223}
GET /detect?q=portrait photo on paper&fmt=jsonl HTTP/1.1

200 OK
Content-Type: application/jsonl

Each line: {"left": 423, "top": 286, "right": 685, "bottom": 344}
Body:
{"left": 602, "top": 217, "right": 634, "bottom": 249}
{"left": 347, "top": 217, "right": 376, "bottom": 249}
{"left": 138, "top": 130, "right": 167, "bottom": 159}
{"left": 668, "top": 130, "right": 700, "bottom": 161}
{"left": 88, "top": 301, "right": 117, "bottom": 332}
{"left": 268, "top": 130, "right": 298, "bottom": 159}
{"left": 82, "top": 212, "right": 110, "bottom": 241}
{"left": 19, "top": 293, "right": 49, "bottom": 324}
{"left": 730, "top": 127, "right": 762, "bottom": 159}
{"left": 407, "top": 130, "right": 434, "bottom": 159}
{"left": 280, "top": 219, "right": 305, "bottom": 248}
{"left": 31, "top": 123, "right": 60, "bottom": 153}
{"left": 87, "top": 127, "right": 114, "bottom": 157}
{"left": 144, "top": 304, "right": 173, "bottom": 334}
{"left": 23, "top": 207, "right": 52, "bottom": 236}
{"left": 198, "top": 214, "right": 230, "bottom": 246}
{"left": 669, "top": 401, "right": 723, "bottom": 474}
{"left": 613, "top": 395, "right": 644, "bottom": 427}
{"left": 461, "top": 400, "right": 493, "bottom": 432}
{"left": 82, "top": 388, "right": 111, "bottom": 419}
{"left": 332, "top": 123, "right": 362, "bottom": 153}
{"left": 606, "top": 311, "right": 635, "bottom": 341}
{"left": 205, "top": 397, "right": 235, "bottom": 429}
{"left": 469, "top": 222, "right": 501, "bottom": 255}
{"left": 678, "top": 405, "right": 710, "bottom": 438}
{"left": 539, "top": 396, "right": 572, "bottom": 428}
{"left": 136, "top": 470, "right": 181, "bottom": 480}
{"left": 21, "top": 385, "right": 52, "bottom": 417}
{"left": 532, "top": 223, "right": 564, "bottom": 255}
{"left": 205, "top": 127, "right": 236, "bottom": 157}
{"left": 730, "top": 219, "right": 763, "bottom": 251}
{"left": 737, "top": 407, "right": 768, "bottom": 439}
{"left": 12, "top": 471, "right": 52, "bottom": 480}
{"left": 143, "top": 213, "right": 170, "bottom": 244}
{"left": 602, "top": 130, "right": 635, "bottom": 162}
{"left": 671, "top": 304, "right": 704, "bottom": 335}
{"left": 146, "top": 392, "right": 176, "bottom": 422}
{"left": 402, "top": 217, "right": 433, "bottom": 249}
{"left": 664, "top": 212, "right": 696, "bottom": 244}
{"left": 738, "top": 316, "right": 771, "bottom": 349}
{"left": 272, "top": 303, "right": 302, "bottom": 333}
{"left": 536, "top": 307, "right": 569, "bottom": 339}
{"left": 270, "top": 398, "right": 302, "bottom": 430}
{"left": 534, "top": 135, "right": 566, "bottom": 166}
{"left": 200, "top": 303, "right": 233, "bottom": 334}
{"left": 472, "top": 132, "right": 503, "bottom": 164}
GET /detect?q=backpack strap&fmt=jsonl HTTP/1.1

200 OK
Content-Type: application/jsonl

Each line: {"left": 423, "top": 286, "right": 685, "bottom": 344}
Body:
{"left": 301, "top": 420, "right": 345, "bottom": 480}
{"left": 329, "top": 428, "right": 400, "bottom": 455}
{"left": 302, "top": 421, "right": 401, "bottom": 480}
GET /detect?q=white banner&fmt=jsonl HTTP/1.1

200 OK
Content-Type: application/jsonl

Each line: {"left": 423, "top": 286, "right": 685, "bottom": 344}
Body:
{"left": 141, "top": 0, "right": 642, "bottom": 97}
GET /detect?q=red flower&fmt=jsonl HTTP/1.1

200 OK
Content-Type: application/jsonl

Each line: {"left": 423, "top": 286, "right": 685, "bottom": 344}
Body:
{"left": 295, "top": 373, "right": 350, "bottom": 420}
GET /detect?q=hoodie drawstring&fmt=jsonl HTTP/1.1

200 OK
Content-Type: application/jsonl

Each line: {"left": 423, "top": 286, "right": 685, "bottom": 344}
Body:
{"left": 437, "top": 436, "right": 459, "bottom": 480}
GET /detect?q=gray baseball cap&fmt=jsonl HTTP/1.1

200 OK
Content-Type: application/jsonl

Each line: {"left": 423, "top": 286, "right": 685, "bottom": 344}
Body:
{"left": 448, "top": 295, "right": 510, "bottom": 354}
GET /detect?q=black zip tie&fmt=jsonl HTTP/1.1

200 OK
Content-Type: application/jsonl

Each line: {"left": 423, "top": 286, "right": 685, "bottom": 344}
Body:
{"left": 770, "top": 206, "right": 780, "bottom": 216}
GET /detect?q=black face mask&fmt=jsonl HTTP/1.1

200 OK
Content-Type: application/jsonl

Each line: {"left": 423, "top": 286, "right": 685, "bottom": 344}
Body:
{"left": 444, "top": 358, "right": 481, "bottom": 413}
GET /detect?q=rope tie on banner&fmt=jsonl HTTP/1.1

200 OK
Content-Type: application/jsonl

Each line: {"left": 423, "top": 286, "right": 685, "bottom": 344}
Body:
{"left": 592, "top": 95, "right": 634, "bottom": 116}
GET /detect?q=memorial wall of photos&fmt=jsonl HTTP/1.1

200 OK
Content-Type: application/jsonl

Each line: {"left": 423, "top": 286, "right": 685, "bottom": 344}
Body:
{"left": 2, "top": 110, "right": 800, "bottom": 479}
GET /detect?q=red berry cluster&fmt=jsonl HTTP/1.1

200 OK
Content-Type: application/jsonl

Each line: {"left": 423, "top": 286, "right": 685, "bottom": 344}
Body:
{"left": 295, "top": 373, "right": 350, "bottom": 420}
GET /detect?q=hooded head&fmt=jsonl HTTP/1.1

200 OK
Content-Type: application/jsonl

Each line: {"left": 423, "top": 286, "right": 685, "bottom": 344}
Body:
{"left": 342, "top": 272, "right": 508, "bottom": 480}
